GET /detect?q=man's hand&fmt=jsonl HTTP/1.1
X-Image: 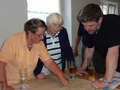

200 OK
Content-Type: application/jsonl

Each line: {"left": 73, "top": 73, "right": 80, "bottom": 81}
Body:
{"left": 76, "top": 66, "right": 88, "bottom": 75}
{"left": 92, "top": 80, "right": 108, "bottom": 89}
{"left": 76, "top": 70, "right": 88, "bottom": 75}
{"left": 36, "top": 73, "right": 46, "bottom": 79}
{"left": 6, "top": 85, "right": 15, "bottom": 90}
{"left": 59, "top": 75, "right": 72, "bottom": 89}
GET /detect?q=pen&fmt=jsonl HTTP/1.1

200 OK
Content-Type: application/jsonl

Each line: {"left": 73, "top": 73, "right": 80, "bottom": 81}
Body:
{"left": 103, "top": 86, "right": 109, "bottom": 90}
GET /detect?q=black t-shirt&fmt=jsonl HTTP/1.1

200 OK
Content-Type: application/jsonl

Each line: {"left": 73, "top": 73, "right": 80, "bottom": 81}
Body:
{"left": 87, "top": 14, "right": 120, "bottom": 72}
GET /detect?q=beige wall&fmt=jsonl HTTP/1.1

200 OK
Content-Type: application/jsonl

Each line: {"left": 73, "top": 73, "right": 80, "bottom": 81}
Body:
{"left": 0, "top": 0, "right": 27, "bottom": 49}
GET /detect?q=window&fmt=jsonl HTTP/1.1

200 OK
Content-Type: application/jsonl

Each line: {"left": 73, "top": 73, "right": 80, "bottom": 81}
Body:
{"left": 100, "top": 5, "right": 108, "bottom": 15}
{"left": 27, "top": 0, "right": 60, "bottom": 22}
{"left": 100, "top": 3, "right": 117, "bottom": 15}
{"left": 108, "top": 4, "right": 116, "bottom": 14}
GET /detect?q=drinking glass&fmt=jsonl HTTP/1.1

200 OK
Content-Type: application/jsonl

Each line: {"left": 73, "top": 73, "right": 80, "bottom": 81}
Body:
{"left": 0, "top": 81, "right": 5, "bottom": 90}
{"left": 88, "top": 57, "right": 95, "bottom": 81}
{"left": 18, "top": 68, "right": 29, "bottom": 89}
{"left": 68, "top": 60, "right": 77, "bottom": 79}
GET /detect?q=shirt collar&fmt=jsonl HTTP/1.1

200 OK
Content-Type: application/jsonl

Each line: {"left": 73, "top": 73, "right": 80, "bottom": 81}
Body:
{"left": 45, "top": 31, "right": 60, "bottom": 37}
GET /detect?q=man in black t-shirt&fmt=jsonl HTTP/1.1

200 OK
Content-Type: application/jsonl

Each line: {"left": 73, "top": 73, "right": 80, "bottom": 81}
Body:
{"left": 76, "top": 3, "right": 120, "bottom": 89}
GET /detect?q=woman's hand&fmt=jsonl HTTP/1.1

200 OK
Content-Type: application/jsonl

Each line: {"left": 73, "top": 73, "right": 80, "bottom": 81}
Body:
{"left": 59, "top": 75, "right": 72, "bottom": 89}
{"left": 36, "top": 73, "right": 46, "bottom": 79}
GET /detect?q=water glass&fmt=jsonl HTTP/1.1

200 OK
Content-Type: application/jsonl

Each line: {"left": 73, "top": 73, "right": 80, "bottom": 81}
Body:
{"left": 18, "top": 68, "right": 29, "bottom": 89}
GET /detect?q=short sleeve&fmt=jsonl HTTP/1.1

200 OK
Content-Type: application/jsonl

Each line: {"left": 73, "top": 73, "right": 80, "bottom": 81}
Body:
{"left": 0, "top": 36, "right": 15, "bottom": 63}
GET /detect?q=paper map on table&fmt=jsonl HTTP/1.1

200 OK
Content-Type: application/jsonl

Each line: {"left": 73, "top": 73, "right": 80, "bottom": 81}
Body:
{"left": 13, "top": 74, "right": 120, "bottom": 90}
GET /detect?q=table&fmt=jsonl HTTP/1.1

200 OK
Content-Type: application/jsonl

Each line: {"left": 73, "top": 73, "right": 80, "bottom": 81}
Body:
{"left": 12, "top": 72, "right": 120, "bottom": 90}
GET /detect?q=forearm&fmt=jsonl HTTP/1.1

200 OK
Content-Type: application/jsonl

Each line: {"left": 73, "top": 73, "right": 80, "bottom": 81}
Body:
{"left": 0, "top": 61, "right": 7, "bottom": 86}
{"left": 44, "top": 59, "right": 64, "bottom": 78}
{"left": 81, "top": 47, "right": 94, "bottom": 70}
{"left": 104, "top": 59, "right": 117, "bottom": 82}
{"left": 104, "top": 47, "right": 119, "bottom": 82}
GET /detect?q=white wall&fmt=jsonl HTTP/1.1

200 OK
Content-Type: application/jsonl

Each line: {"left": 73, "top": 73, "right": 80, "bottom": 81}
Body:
{"left": 0, "top": 0, "right": 27, "bottom": 49}
{"left": 61, "top": 0, "right": 72, "bottom": 46}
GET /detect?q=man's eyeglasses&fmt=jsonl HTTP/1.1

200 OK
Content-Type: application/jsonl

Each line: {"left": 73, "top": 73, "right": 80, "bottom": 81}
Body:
{"left": 35, "top": 33, "right": 46, "bottom": 38}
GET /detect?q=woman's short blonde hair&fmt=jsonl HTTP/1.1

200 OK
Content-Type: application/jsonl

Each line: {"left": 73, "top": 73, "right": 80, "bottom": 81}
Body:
{"left": 47, "top": 12, "right": 64, "bottom": 25}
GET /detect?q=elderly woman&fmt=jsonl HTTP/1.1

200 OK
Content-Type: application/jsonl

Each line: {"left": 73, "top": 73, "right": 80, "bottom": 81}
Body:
{"left": 0, "top": 18, "right": 71, "bottom": 90}
{"left": 34, "top": 13, "right": 75, "bottom": 79}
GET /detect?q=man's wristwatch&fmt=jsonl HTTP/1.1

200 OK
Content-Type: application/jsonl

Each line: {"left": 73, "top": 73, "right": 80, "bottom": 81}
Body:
{"left": 103, "top": 78, "right": 111, "bottom": 84}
